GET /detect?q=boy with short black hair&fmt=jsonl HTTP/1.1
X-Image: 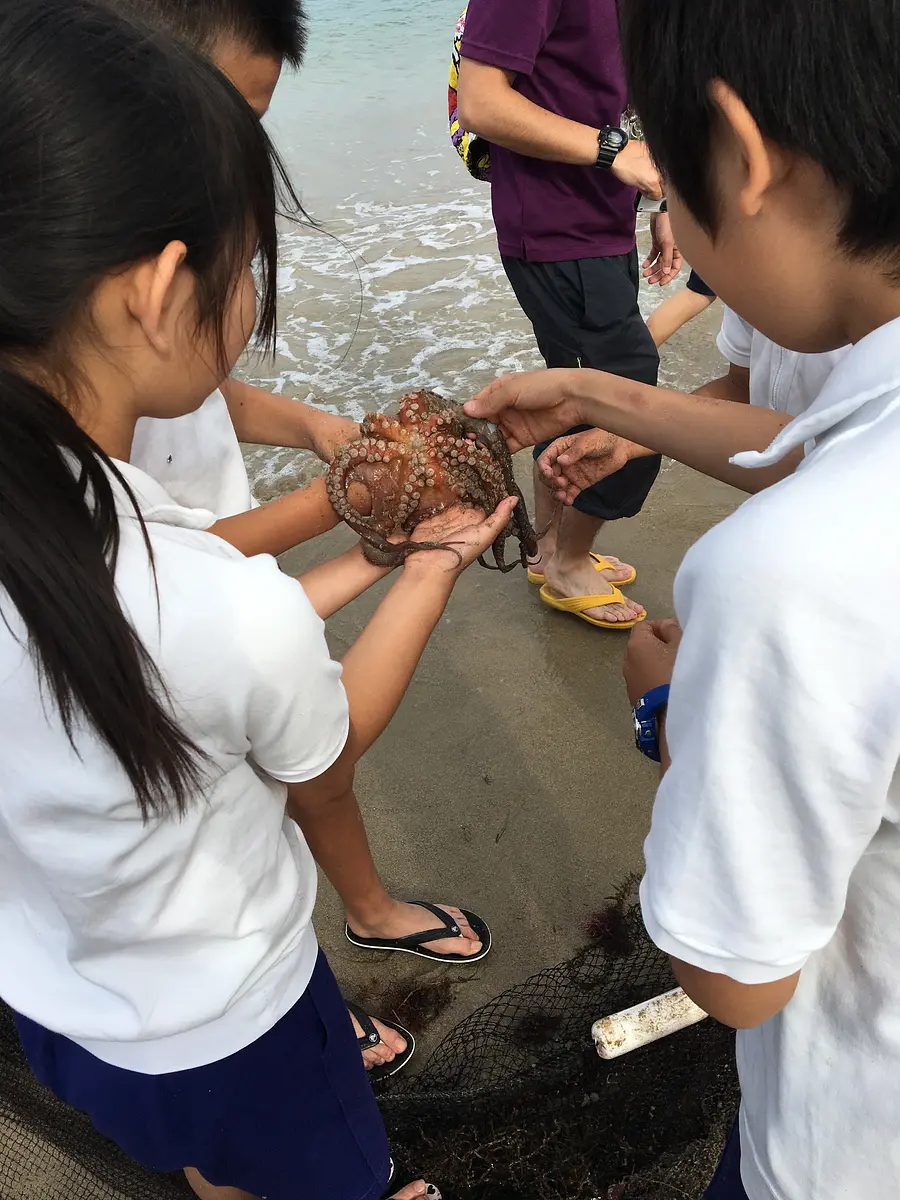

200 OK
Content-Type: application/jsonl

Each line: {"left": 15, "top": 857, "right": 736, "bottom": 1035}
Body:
{"left": 467, "top": 1, "right": 900, "bottom": 1195}
{"left": 120, "top": 0, "right": 361, "bottom": 557}
{"left": 124, "top": 0, "right": 307, "bottom": 65}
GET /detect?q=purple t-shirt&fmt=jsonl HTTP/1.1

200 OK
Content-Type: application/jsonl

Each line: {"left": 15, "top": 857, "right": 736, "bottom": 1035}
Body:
{"left": 461, "top": 0, "right": 636, "bottom": 262}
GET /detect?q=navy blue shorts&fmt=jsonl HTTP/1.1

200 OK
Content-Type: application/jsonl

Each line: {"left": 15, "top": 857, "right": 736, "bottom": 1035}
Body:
{"left": 704, "top": 1122, "right": 749, "bottom": 1199}
{"left": 686, "top": 269, "right": 716, "bottom": 299}
{"left": 14, "top": 951, "right": 391, "bottom": 1200}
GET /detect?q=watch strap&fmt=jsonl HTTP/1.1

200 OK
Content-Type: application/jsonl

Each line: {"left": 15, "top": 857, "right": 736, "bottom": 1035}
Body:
{"left": 638, "top": 684, "right": 671, "bottom": 718}
{"left": 595, "top": 126, "right": 628, "bottom": 171}
{"left": 633, "top": 684, "right": 671, "bottom": 762}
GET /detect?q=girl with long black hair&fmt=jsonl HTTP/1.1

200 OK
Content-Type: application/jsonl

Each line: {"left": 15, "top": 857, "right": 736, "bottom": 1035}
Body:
{"left": 0, "top": 3, "right": 513, "bottom": 1196}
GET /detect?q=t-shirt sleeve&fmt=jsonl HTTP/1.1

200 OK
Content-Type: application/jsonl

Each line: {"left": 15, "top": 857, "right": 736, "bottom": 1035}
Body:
{"left": 716, "top": 306, "right": 753, "bottom": 369}
{"left": 461, "top": 0, "right": 563, "bottom": 75}
{"left": 641, "top": 504, "right": 897, "bottom": 985}
{"left": 231, "top": 557, "right": 349, "bottom": 784}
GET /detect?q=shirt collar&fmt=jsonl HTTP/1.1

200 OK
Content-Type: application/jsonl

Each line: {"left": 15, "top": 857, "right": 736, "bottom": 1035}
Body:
{"left": 731, "top": 315, "right": 900, "bottom": 469}
{"left": 110, "top": 459, "right": 216, "bottom": 531}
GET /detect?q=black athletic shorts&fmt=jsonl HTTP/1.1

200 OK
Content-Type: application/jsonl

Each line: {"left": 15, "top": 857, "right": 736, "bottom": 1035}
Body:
{"left": 502, "top": 252, "right": 660, "bottom": 521}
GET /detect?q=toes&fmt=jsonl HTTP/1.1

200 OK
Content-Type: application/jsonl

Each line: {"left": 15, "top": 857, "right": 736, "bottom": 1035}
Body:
{"left": 584, "top": 603, "right": 643, "bottom": 624}
{"left": 440, "top": 906, "right": 477, "bottom": 943}
{"left": 434, "top": 906, "right": 481, "bottom": 955}
{"left": 352, "top": 1010, "right": 405, "bottom": 1068}
{"left": 375, "top": 1021, "right": 406, "bottom": 1056}
{"left": 390, "top": 1182, "right": 439, "bottom": 1200}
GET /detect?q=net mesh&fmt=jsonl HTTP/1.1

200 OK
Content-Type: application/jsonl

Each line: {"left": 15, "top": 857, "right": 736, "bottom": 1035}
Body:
{"left": 0, "top": 896, "right": 738, "bottom": 1200}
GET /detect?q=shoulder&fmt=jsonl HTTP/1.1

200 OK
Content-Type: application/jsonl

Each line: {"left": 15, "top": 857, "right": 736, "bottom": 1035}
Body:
{"left": 675, "top": 470, "right": 900, "bottom": 682}
{"left": 461, "top": 0, "right": 560, "bottom": 70}
{"left": 715, "top": 306, "right": 753, "bottom": 367}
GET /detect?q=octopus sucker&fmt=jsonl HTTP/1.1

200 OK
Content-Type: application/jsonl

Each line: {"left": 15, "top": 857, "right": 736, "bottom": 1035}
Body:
{"left": 326, "top": 390, "right": 539, "bottom": 571}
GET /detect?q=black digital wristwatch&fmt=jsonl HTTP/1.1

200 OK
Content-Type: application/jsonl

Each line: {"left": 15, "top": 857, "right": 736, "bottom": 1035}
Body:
{"left": 595, "top": 126, "right": 629, "bottom": 170}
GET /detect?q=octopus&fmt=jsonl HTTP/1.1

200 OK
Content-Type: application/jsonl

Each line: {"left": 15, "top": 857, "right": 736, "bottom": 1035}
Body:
{"left": 326, "top": 389, "right": 539, "bottom": 571}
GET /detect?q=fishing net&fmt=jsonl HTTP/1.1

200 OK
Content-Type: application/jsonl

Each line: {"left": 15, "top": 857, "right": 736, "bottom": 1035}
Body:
{"left": 377, "top": 894, "right": 738, "bottom": 1199}
{"left": 0, "top": 893, "right": 738, "bottom": 1200}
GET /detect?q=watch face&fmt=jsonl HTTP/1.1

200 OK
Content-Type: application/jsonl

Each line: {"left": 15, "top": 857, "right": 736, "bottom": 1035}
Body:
{"left": 633, "top": 713, "right": 643, "bottom": 748}
{"left": 608, "top": 130, "right": 626, "bottom": 148}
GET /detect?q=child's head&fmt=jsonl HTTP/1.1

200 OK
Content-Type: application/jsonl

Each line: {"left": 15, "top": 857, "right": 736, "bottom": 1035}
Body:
{"left": 3, "top": 0, "right": 292, "bottom": 422}
{"left": 0, "top": 0, "right": 295, "bottom": 818}
{"left": 621, "top": 0, "right": 900, "bottom": 353}
{"left": 118, "top": 0, "right": 308, "bottom": 114}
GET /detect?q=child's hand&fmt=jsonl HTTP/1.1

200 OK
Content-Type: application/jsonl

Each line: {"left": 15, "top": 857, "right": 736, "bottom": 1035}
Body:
{"left": 623, "top": 619, "right": 683, "bottom": 705}
{"left": 405, "top": 498, "right": 519, "bottom": 576}
{"left": 538, "top": 429, "right": 640, "bottom": 503}
{"left": 307, "top": 410, "right": 361, "bottom": 463}
{"left": 465, "top": 371, "right": 585, "bottom": 453}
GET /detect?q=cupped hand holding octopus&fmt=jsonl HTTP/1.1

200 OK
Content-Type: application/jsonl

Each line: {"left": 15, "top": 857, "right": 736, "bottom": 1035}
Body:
{"left": 326, "top": 390, "right": 539, "bottom": 570}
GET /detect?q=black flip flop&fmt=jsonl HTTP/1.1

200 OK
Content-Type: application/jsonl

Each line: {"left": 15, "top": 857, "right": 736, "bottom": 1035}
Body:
{"left": 347, "top": 1001, "right": 416, "bottom": 1083}
{"left": 345, "top": 901, "right": 492, "bottom": 964}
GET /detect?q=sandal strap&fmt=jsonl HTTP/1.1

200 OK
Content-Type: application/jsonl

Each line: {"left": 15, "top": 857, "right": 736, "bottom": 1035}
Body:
{"left": 346, "top": 1001, "right": 382, "bottom": 1050}
{"left": 377, "top": 901, "right": 462, "bottom": 949}
{"left": 540, "top": 584, "right": 626, "bottom": 614}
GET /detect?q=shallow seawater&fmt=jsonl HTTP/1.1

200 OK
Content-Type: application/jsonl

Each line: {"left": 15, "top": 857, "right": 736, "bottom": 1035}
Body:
{"left": 242, "top": 0, "right": 672, "bottom": 499}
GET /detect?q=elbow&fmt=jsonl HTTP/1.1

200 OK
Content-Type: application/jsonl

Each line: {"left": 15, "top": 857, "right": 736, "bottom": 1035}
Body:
{"left": 456, "top": 89, "right": 483, "bottom": 134}
{"left": 285, "top": 757, "right": 356, "bottom": 819}
{"left": 672, "top": 958, "right": 801, "bottom": 1031}
{"left": 456, "top": 58, "right": 502, "bottom": 135}
{"left": 706, "top": 1006, "right": 774, "bottom": 1032}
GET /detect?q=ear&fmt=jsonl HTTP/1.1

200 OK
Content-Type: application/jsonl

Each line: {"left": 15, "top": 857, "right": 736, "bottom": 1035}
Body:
{"left": 708, "top": 81, "right": 780, "bottom": 218}
{"left": 123, "top": 241, "right": 190, "bottom": 354}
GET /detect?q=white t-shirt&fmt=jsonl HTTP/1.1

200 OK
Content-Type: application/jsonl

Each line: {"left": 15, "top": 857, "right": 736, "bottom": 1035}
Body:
{"left": 131, "top": 389, "right": 256, "bottom": 518}
{"left": 641, "top": 316, "right": 900, "bottom": 1199}
{"left": 717, "top": 306, "right": 849, "bottom": 416}
{"left": 0, "top": 462, "right": 348, "bottom": 1074}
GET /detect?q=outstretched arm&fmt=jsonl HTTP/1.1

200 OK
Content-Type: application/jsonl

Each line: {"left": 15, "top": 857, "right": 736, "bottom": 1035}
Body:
{"left": 221, "top": 378, "right": 359, "bottom": 462}
{"left": 208, "top": 477, "right": 340, "bottom": 558}
{"left": 467, "top": 369, "right": 799, "bottom": 495}
{"left": 693, "top": 363, "right": 751, "bottom": 403}
{"left": 298, "top": 545, "right": 393, "bottom": 620}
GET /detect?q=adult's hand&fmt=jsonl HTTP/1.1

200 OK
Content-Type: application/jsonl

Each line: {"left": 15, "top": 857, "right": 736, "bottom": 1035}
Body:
{"left": 537, "top": 428, "right": 650, "bottom": 504}
{"left": 611, "top": 141, "right": 663, "bottom": 199}
{"left": 465, "top": 369, "right": 584, "bottom": 452}
{"left": 643, "top": 212, "right": 683, "bottom": 287}
{"left": 623, "top": 619, "right": 683, "bottom": 706}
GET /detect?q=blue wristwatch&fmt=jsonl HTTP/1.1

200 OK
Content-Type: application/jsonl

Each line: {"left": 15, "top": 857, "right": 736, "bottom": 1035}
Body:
{"left": 632, "top": 684, "right": 670, "bottom": 762}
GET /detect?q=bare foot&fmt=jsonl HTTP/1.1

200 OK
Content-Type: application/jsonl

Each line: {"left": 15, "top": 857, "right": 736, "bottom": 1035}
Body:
{"left": 545, "top": 556, "right": 644, "bottom": 624}
{"left": 349, "top": 1008, "right": 407, "bottom": 1071}
{"left": 390, "top": 1183, "right": 440, "bottom": 1199}
{"left": 528, "top": 542, "right": 555, "bottom": 574}
{"left": 349, "top": 901, "right": 482, "bottom": 958}
{"left": 530, "top": 548, "right": 634, "bottom": 586}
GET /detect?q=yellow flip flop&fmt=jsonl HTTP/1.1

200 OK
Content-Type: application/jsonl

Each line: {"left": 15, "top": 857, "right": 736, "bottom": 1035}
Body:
{"left": 527, "top": 552, "right": 637, "bottom": 588}
{"left": 539, "top": 582, "right": 646, "bottom": 630}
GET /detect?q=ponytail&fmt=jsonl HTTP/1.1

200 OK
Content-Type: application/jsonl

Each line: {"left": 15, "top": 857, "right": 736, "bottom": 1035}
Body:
{"left": 0, "top": 366, "right": 202, "bottom": 818}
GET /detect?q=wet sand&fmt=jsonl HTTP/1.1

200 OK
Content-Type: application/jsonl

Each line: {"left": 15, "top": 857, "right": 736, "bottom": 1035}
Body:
{"left": 279, "top": 297, "right": 741, "bottom": 1054}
